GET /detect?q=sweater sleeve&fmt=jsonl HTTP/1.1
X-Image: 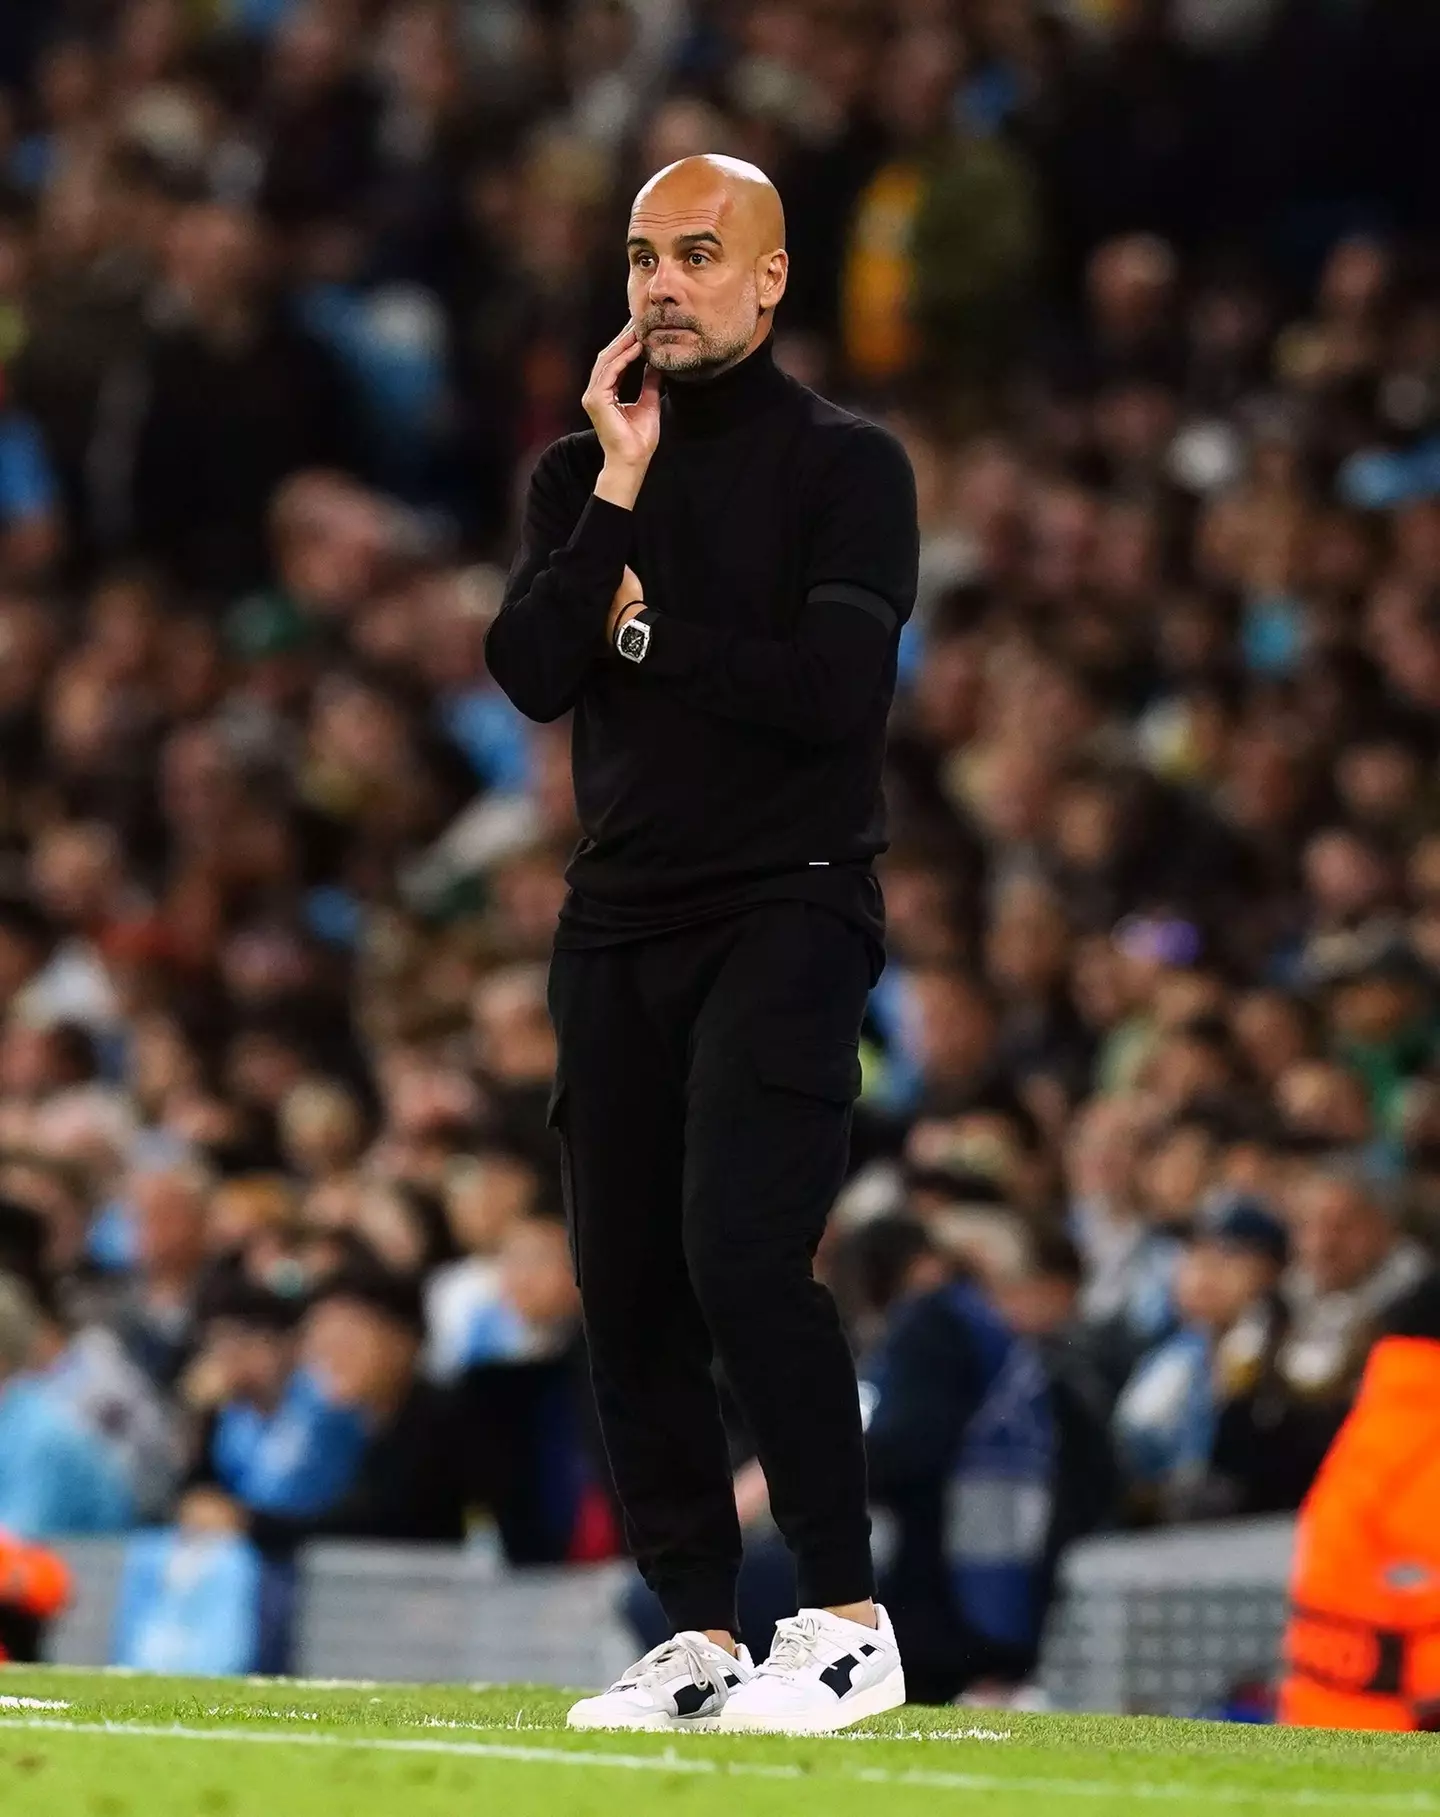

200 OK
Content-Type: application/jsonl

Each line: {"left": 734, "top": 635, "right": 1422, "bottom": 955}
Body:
{"left": 630, "top": 424, "right": 918, "bottom": 745}
{"left": 484, "top": 439, "right": 633, "bottom": 723}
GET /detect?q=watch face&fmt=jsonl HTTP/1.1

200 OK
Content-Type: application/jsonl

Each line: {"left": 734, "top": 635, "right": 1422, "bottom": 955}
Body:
{"left": 619, "top": 621, "right": 648, "bottom": 661}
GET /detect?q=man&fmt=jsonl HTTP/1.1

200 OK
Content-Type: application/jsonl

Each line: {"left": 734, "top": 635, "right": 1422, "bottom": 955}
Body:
{"left": 0, "top": 1273, "right": 133, "bottom": 1536}
{"left": 103, "top": 1160, "right": 213, "bottom": 1390}
{"left": 1280, "top": 1269, "right": 1440, "bottom": 1731}
{"left": 107, "top": 202, "right": 356, "bottom": 597}
{"left": 862, "top": 1229, "right": 1075, "bottom": 1708}
{"left": 1281, "top": 1166, "right": 1429, "bottom": 1408}
{"left": 486, "top": 153, "right": 917, "bottom": 1733}
{"left": 179, "top": 1267, "right": 468, "bottom": 1549}
{"left": 1112, "top": 1198, "right": 1290, "bottom": 1519}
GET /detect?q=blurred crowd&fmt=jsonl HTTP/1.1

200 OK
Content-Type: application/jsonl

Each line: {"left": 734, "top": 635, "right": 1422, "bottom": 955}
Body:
{"left": 0, "top": 0, "right": 1439, "bottom": 1678}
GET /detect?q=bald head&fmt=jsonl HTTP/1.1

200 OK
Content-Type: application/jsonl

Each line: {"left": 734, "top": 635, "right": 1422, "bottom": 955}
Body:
{"left": 632, "top": 155, "right": 785, "bottom": 257}
{"left": 625, "top": 155, "right": 788, "bottom": 379}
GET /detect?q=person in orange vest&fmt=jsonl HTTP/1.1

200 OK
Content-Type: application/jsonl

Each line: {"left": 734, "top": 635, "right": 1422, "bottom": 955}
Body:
{"left": 1280, "top": 1271, "right": 1440, "bottom": 1731}
{"left": 0, "top": 1530, "right": 71, "bottom": 1663}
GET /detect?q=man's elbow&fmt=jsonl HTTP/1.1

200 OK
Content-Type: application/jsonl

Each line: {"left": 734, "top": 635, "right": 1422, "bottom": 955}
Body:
{"left": 497, "top": 682, "right": 573, "bottom": 725}
{"left": 483, "top": 633, "right": 573, "bottom": 724}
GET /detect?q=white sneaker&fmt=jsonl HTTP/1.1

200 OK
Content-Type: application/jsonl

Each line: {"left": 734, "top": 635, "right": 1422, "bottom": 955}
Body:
{"left": 718, "top": 1605, "right": 905, "bottom": 1734}
{"left": 566, "top": 1632, "right": 753, "bottom": 1731}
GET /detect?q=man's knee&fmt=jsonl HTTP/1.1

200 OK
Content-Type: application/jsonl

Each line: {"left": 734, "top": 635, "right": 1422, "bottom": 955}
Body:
{"left": 682, "top": 1212, "right": 808, "bottom": 1330}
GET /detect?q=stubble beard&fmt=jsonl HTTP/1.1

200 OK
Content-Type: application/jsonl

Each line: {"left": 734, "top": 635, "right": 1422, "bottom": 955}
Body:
{"left": 641, "top": 296, "right": 759, "bottom": 382}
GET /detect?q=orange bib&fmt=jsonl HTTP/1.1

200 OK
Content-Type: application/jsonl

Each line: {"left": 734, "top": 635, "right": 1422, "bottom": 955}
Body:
{"left": 1280, "top": 1338, "right": 1440, "bottom": 1730}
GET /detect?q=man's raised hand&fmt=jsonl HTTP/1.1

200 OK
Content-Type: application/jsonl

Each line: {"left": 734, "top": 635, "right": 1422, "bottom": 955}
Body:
{"left": 586, "top": 324, "right": 661, "bottom": 510}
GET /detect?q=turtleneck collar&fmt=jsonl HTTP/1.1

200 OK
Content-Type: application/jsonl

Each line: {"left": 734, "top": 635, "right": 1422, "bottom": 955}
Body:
{"left": 660, "top": 333, "right": 789, "bottom": 439}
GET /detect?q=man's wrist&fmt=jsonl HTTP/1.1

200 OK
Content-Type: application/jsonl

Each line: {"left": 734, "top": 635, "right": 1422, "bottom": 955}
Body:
{"left": 594, "top": 465, "right": 646, "bottom": 511}
{"left": 613, "top": 605, "right": 655, "bottom": 664}
{"left": 613, "top": 600, "right": 647, "bottom": 640}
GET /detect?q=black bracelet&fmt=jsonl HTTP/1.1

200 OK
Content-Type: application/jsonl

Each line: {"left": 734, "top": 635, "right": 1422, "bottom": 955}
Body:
{"left": 614, "top": 602, "right": 646, "bottom": 643}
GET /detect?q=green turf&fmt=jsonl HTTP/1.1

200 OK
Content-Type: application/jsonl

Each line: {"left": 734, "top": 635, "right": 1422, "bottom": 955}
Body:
{"left": 0, "top": 1666, "right": 1435, "bottom": 1816}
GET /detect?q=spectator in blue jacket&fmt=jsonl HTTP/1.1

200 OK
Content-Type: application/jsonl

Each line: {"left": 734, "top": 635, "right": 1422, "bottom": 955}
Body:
{"left": 861, "top": 1218, "right": 1113, "bottom": 1704}
{"left": 1112, "top": 1198, "right": 1290, "bottom": 1520}
{"left": 180, "top": 1265, "right": 468, "bottom": 1548}
{"left": 0, "top": 1272, "right": 134, "bottom": 1536}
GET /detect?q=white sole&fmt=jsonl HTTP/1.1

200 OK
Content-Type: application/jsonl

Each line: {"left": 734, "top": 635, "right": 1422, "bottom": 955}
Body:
{"left": 716, "top": 1666, "right": 906, "bottom": 1735}
{"left": 566, "top": 1708, "right": 675, "bottom": 1732}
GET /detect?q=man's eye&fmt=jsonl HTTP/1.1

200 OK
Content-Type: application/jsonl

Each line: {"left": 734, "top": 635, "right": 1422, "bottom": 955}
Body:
{"left": 688, "top": 252, "right": 709, "bottom": 266}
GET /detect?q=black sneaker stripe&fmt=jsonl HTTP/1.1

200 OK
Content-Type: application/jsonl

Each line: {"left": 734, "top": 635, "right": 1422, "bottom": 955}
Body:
{"left": 671, "top": 1682, "right": 713, "bottom": 1719}
{"left": 819, "top": 1654, "right": 860, "bottom": 1698}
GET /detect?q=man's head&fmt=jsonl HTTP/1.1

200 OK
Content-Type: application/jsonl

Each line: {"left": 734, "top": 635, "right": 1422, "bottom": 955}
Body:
{"left": 989, "top": 1225, "right": 1085, "bottom": 1340}
{"left": 300, "top": 1267, "right": 424, "bottom": 1412}
{"left": 443, "top": 1145, "right": 539, "bottom": 1258}
{"left": 1290, "top": 1167, "right": 1399, "bottom": 1297}
{"left": 196, "top": 1277, "right": 302, "bottom": 1413}
{"left": 1176, "top": 1197, "right": 1289, "bottom": 1333}
{"left": 165, "top": 202, "right": 268, "bottom": 327}
{"left": 625, "top": 154, "right": 786, "bottom": 380}
{"left": 905, "top": 966, "right": 998, "bottom": 1088}
{"left": 471, "top": 964, "right": 555, "bottom": 1086}
{"left": 130, "top": 1161, "right": 212, "bottom": 1283}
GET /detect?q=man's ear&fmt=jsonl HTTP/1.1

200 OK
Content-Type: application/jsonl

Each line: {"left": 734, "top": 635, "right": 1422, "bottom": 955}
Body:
{"left": 758, "top": 248, "right": 788, "bottom": 312}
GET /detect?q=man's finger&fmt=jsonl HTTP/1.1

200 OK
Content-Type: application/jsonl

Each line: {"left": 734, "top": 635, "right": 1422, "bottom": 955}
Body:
{"left": 594, "top": 322, "right": 637, "bottom": 360}
{"left": 586, "top": 339, "right": 644, "bottom": 403}
{"left": 588, "top": 325, "right": 639, "bottom": 381}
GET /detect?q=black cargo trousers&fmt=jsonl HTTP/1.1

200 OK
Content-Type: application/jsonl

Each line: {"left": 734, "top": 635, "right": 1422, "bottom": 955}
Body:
{"left": 546, "top": 899, "right": 877, "bottom": 1638}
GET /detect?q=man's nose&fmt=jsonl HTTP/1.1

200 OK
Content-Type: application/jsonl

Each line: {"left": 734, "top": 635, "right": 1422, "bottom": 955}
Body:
{"left": 646, "top": 259, "right": 684, "bottom": 305}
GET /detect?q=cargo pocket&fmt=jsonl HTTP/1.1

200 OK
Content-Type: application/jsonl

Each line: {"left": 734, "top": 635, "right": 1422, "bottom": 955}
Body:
{"left": 754, "top": 1035, "right": 863, "bottom": 1106}
{"left": 544, "top": 1077, "right": 575, "bottom": 1226}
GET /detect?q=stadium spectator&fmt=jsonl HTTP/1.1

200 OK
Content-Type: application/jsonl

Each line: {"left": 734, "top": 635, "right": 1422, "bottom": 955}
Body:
{"left": 863, "top": 1223, "right": 1109, "bottom": 1705}
{"left": 459, "top": 1209, "right": 614, "bottom": 1565}
{"left": 0, "top": 1272, "right": 136, "bottom": 1535}
{"left": 1112, "top": 1197, "right": 1290, "bottom": 1520}
{"left": 1278, "top": 1166, "right": 1430, "bottom": 1410}
{"left": 182, "top": 1265, "right": 468, "bottom": 1548}
{"left": 100, "top": 1158, "right": 211, "bottom": 1389}
{"left": 424, "top": 1140, "right": 541, "bottom": 1381}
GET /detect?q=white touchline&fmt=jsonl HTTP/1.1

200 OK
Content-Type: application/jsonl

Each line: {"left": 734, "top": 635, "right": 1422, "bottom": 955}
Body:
{"left": 0, "top": 1698, "right": 70, "bottom": 1712}
{"left": 0, "top": 1718, "right": 1434, "bottom": 1809}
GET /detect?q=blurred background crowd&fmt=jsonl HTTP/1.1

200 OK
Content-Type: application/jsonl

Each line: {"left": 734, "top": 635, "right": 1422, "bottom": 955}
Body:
{"left": 1, "top": 0, "right": 1440, "bottom": 1684}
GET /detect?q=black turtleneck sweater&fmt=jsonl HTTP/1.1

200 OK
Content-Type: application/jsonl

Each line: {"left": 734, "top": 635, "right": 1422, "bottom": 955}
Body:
{"left": 485, "top": 336, "right": 918, "bottom": 950}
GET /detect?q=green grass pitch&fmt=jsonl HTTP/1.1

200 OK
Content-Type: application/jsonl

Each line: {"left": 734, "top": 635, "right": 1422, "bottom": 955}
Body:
{"left": 0, "top": 1667, "right": 1435, "bottom": 1815}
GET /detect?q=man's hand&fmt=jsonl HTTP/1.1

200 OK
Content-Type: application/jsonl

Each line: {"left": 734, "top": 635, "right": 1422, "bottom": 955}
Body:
{"left": 607, "top": 565, "right": 646, "bottom": 642}
{"left": 584, "top": 325, "right": 661, "bottom": 511}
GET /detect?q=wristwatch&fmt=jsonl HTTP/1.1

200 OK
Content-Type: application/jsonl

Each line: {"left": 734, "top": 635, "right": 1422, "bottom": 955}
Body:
{"left": 615, "top": 608, "right": 654, "bottom": 664}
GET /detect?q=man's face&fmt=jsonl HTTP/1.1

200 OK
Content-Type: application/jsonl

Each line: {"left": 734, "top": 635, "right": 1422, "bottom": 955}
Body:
{"left": 208, "top": 1321, "right": 294, "bottom": 1408}
{"left": 301, "top": 1299, "right": 415, "bottom": 1409}
{"left": 625, "top": 186, "right": 773, "bottom": 379}
{"left": 1292, "top": 1179, "right": 1394, "bottom": 1295}
{"left": 1175, "top": 1242, "right": 1274, "bottom": 1331}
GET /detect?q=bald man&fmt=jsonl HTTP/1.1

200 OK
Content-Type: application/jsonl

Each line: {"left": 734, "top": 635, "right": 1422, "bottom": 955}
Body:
{"left": 486, "top": 156, "right": 916, "bottom": 1733}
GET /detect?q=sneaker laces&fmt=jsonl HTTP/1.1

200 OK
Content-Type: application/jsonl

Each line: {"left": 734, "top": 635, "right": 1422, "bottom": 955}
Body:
{"left": 613, "top": 1633, "right": 731, "bottom": 1703}
{"left": 755, "top": 1612, "right": 824, "bottom": 1679}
